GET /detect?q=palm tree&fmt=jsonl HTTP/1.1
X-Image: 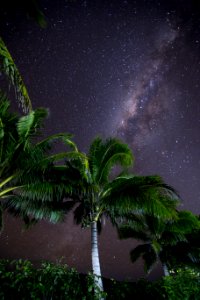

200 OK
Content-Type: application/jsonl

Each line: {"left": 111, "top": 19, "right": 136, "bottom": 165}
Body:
{"left": 4, "top": 130, "right": 180, "bottom": 297}
{"left": 35, "top": 137, "right": 179, "bottom": 296}
{"left": 0, "top": 93, "right": 77, "bottom": 228}
{"left": 65, "top": 137, "right": 134, "bottom": 294}
{"left": 118, "top": 210, "right": 200, "bottom": 276}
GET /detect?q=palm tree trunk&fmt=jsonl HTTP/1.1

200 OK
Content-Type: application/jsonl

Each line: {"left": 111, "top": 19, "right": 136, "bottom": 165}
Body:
{"left": 162, "top": 263, "right": 170, "bottom": 276}
{"left": 91, "top": 221, "right": 104, "bottom": 294}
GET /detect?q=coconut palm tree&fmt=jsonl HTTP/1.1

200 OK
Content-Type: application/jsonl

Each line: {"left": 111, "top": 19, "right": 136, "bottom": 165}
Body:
{"left": 34, "top": 137, "right": 179, "bottom": 296}
{"left": 118, "top": 210, "right": 200, "bottom": 275}
{"left": 62, "top": 137, "right": 134, "bottom": 294}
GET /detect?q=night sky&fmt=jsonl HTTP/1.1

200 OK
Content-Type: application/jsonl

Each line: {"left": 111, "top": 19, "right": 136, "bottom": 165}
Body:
{"left": 0, "top": 0, "right": 200, "bottom": 281}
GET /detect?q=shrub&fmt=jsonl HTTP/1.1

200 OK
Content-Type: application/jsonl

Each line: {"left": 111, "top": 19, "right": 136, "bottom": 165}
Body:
{"left": 162, "top": 268, "right": 200, "bottom": 300}
{"left": 0, "top": 260, "right": 200, "bottom": 299}
{"left": 0, "top": 260, "right": 84, "bottom": 299}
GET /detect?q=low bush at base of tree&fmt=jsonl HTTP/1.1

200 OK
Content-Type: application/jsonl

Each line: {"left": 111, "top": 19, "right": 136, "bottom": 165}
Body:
{"left": 0, "top": 259, "right": 199, "bottom": 300}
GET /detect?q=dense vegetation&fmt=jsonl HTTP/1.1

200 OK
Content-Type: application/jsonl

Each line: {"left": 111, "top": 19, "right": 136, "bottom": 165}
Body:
{"left": 0, "top": 260, "right": 200, "bottom": 300}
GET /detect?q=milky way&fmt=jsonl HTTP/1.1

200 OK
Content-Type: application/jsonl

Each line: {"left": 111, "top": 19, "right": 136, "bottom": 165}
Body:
{"left": 115, "top": 24, "right": 179, "bottom": 148}
{"left": 0, "top": 0, "right": 200, "bottom": 280}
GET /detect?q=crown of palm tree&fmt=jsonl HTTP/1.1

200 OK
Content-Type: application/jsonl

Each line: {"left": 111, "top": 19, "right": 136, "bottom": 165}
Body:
{"left": 0, "top": 94, "right": 77, "bottom": 228}
{"left": 118, "top": 210, "right": 200, "bottom": 273}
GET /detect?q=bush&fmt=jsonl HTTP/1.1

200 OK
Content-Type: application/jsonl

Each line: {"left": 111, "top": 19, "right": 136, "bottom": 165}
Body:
{"left": 0, "top": 260, "right": 84, "bottom": 299}
{"left": 162, "top": 268, "right": 200, "bottom": 300}
{"left": 0, "top": 260, "right": 200, "bottom": 299}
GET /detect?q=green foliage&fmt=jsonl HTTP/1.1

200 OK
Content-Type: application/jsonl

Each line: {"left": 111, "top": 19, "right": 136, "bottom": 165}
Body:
{"left": 86, "top": 273, "right": 107, "bottom": 300}
{"left": 105, "top": 270, "right": 200, "bottom": 300}
{"left": 0, "top": 39, "right": 32, "bottom": 112}
{"left": 0, "top": 95, "right": 77, "bottom": 228}
{"left": 118, "top": 210, "right": 200, "bottom": 274}
{"left": 60, "top": 136, "right": 179, "bottom": 230}
{"left": 88, "top": 137, "right": 133, "bottom": 184}
{"left": 0, "top": 260, "right": 107, "bottom": 300}
{"left": 162, "top": 268, "right": 200, "bottom": 300}
{"left": 102, "top": 174, "right": 179, "bottom": 218}
{"left": 0, "top": 260, "right": 200, "bottom": 299}
{"left": 62, "top": 136, "right": 134, "bottom": 228}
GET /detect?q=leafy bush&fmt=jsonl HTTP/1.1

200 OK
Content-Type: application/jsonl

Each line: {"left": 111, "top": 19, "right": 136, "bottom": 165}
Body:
{"left": 0, "top": 260, "right": 200, "bottom": 299}
{"left": 162, "top": 268, "right": 200, "bottom": 300}
{"left": 0, "top": 260, "right": 85, "bottom": 299}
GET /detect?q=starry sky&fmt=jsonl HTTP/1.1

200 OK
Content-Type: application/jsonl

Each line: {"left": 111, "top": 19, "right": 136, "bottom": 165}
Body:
{"left": 0, "top": 0, "right": 200, "bottom": 281}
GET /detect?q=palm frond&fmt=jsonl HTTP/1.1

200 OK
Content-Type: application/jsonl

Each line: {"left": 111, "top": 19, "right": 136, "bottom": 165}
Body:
{"left": 18, "top": 181, "right": 73, "bottom": 202}
{"left": 143, "top": 214, "right": 165, "bottom": 236}
{"left": 142, "top": 246, "right": 158, "bottom": 273}
{"left": 4, "top": 195, "right": 65, "bottom": 223}
{"left": 64, "top": 152, "right": 91, "bottom": 183}
{"left": 130, "top": 244, "right": 149, "bottom": 263}
{"left": 0, "top": 94, "right": 12, "bottom": 117}
{"left": 130, "top": 243, "right": 157, "bottom": 273}
{"left": 74, "top": 203, "right": 86, "bottom": 225}
{"left": 37, "top": 133, "right": 77, "bottom": 151}
{"left": 174, "top": 211, "right": 200, "bottom": 232}
{"left": 101, "top": 174, "right": 179, "bottom": 219}
{"left": 88, "top": 137, "right": 133, "bottom": 184}
{"left": 17, "top": 108, "right": 48, "bottom": 140}
{"left": 160, "top": 211, "right": 200, "bottom": 245}
{"left": 22, "top": 215, "right": 38, "bottom": 229}
{"left": 0, "top": 38, "right": 32, "bottom": 112}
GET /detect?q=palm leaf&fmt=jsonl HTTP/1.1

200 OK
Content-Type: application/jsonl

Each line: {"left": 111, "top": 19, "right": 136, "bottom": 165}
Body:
{"left": 88, "top": 137, "right": 133, "bottom": 184}
{"left": 102, "top": 175, "right": 178, "bottom": 219}
{"left": 142, "top": 246, "right": 158, "bottom": 273}
{"left": 37, "top": 133, "right": 77, "bottom": 151}
{"left": 0, "top": 38, "right": 32, "bottom": 112}
{"left": 130, "top": 244, "right": 157, "bottom": 273}
{"left": 17, "top": 108, "right": 48, "bottom": 139}
{"left": 5, "top": 195, "right": 65, "bottom": 223}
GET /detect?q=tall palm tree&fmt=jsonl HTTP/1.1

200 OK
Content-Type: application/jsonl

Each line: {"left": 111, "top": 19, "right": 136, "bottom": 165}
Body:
{"left": 64, "top": 137, "right": 134, "bottom": 294}
{"left": 118, "top": 210, "right": 200, "bottom": 275}
{"left": 34, "top": 137, "right": 179, "bottom": 295}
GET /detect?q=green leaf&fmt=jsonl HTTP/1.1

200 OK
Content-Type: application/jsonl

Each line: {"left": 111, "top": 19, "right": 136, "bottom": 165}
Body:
{"left": 0, "top": 37, "right": 32, "bottom": 112}
{"left": 0, "top": 118, "right": 4, "bottom": 139}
